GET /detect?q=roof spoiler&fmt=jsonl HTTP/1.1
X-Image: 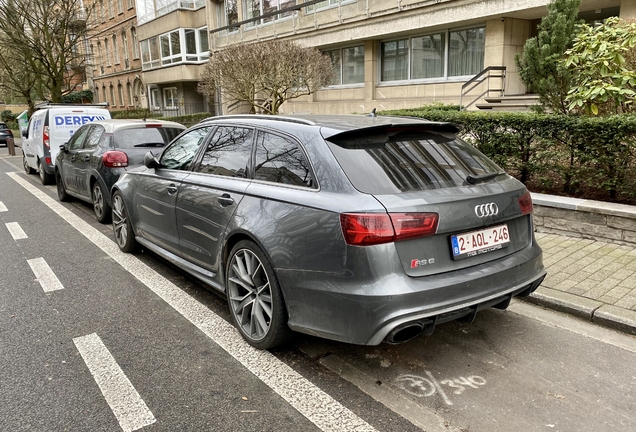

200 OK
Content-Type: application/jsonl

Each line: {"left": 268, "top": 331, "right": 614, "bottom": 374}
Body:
{"left": 325, "top": 123, "right": 459, "bottom": 148}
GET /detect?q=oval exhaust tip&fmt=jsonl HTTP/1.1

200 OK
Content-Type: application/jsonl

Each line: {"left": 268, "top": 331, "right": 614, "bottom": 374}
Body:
{"left": 386, "top": 323, "right": 423, "bottom": 344}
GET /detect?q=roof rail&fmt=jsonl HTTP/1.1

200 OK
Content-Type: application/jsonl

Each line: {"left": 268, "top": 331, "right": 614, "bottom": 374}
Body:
{"left": 200, "top": 114, "right": 316, "bottom": 126}
{"left": 34, "top": 101, "right": 110, "bottom": 110}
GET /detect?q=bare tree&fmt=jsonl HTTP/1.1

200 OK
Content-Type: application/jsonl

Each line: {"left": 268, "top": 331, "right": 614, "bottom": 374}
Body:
{"left": 0, "top": 0, "right": 92, "bottom": 107}
{"left": 199, "top": 40, "right": 334, "bottom": 115}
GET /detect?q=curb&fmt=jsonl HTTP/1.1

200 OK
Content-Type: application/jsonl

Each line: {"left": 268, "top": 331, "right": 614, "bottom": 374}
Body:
{"left": 523, "top": 287, "right": 636, "bottom": 336}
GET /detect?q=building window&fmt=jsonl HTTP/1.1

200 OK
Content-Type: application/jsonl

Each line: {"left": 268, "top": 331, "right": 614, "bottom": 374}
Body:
{"left": 380, "top": 26, "right": 485, "bottom": 83}
{"left": 412, "top": 33, "right": 445, "bottom": 79}
{"left": 307, "top": 0, "right": 354, "bottom": 12}
{"left": 380, "top": 40, "right": 409, "bottom": 82}
{"left": 141, "top": 27, "right": 209, "bottom": 70}
{"left": 160, "top": 30, "right": 181, "bottom": 65}
{"left": 198, "top": 28, "right": 209, "bottom": 56}
{"left": 118, "top": 84, "right": 124, "bottom": 106}
{"left": 122, "top": 31, "right": 130, "bottom": 68}
{"left": 117, "top": 0, "right": 124, "bottom": 14}
{"left": 164, "top": 87, "right": 178, "bottom": 108}
{"left": 104, "top": 39, "right": 111, "bottom": 66}
{"left": 113, "top": 35, "right": 120, "bottom": 64}
{"left": 103, "top": 87, "right": 108, "bottom": 104}
{"left": 218, "top": 0, "right": 238, "bottom": 30}
{"left": 127, "top": 82, "right": 133, "bottom": 106}
{"left": 245, "top": 0, "right": 295, "bottom": 26}
{"left": 325, "top": 45, "right": 364, "bottom": 86}
{"left": 140, "top": 37, "right": 160, "bottom": 69}
{"left": 110, "top": 85, "right": 115, "bottom": 105}
{"left": 151, "top": 88, "right": 160, "bottom": 109}
{"left": 109, "top": 0, "right": 115, "bottom": 18}
{"left": 131, "top": 28, "right": 139, "bottom": 59}
{"left": 127, "top": 0, "right": 134, "bottom": 9}
{"left": 136, "top": 0, "right": 205, "bottom": 25}
{"left": 100, "top": 0, "right": 105, "bottom": 22}
{"left": 448, "top": 27, "right": 485, "bottom": 77}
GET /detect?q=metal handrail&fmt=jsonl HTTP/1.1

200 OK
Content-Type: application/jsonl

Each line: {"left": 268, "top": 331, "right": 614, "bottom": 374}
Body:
{"left": 459, "top": 66, "right": 506, "bottom": 110}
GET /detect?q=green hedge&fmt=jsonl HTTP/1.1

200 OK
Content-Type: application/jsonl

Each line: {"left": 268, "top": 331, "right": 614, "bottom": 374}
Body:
{"left": 381, "top": 107, "right": 636, "bottom": 204}
{"left": 110, "top": 109, "right": 212, "bottom": 127}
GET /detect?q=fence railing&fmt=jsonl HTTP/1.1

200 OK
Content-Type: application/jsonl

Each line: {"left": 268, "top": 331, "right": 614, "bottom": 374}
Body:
{"left": 459, "top": 66, "right": 506, "bottom": 111}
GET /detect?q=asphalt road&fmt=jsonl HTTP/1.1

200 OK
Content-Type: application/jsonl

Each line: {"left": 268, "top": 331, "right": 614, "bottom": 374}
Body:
{"left": 1, "top": 147, "right": 635, "bottom": 432}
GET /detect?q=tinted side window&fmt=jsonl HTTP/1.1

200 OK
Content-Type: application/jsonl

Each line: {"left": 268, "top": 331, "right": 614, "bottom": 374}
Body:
{"left": 160, "top": 126, "right": 212, "bottom": 170}
{"left": 83, "top": 125, "right": 105, "bottom": 149}
{"left": 68, "top": 125, "right": 91, "bottom": 151}
{"left": 254, "top": 131, "right": 315, "bottom": 188}
{"left": 196, "top": 126, "right": 253, "bottom": 178}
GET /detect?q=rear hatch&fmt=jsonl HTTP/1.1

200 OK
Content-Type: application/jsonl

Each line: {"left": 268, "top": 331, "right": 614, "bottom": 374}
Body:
{"left": 113, "top": 125, "right": 184, "bottom": 166}
{"left": 324, "top": 123, "right": 533, "bottom": 277}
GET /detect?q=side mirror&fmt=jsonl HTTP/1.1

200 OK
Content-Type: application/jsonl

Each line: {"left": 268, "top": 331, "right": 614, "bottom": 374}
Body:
{"left": 21, "top": 128, "right": 28, "bottom": 138}
{"left": 60, "top": 143, "right": 68, "bottom": 152}
{"left": 144, "top": 151, "right": 161, "bottom": 169}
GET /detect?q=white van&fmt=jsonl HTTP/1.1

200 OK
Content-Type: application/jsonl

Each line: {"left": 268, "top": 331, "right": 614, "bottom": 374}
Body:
{"left": 22, "top": 103, "right": 111, "bottom": 184}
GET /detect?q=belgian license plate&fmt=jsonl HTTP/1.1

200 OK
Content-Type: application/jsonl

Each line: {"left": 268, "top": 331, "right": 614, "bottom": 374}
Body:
{"left": 451, "top": 224, "right": 509, "bottom": 260}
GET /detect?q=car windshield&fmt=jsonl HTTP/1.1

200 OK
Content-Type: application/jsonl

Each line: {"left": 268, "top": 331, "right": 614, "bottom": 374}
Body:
{"left": 114, "top": 127, "right": 182, "bottom": 149}
{"left": 326, "top": 129, "right": 503, "bottom": 194}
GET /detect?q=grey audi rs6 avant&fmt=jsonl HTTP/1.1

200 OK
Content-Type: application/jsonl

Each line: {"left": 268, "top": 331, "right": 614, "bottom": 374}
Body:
{"left": 111, "top": 114, "right": 546, "bottom": 349}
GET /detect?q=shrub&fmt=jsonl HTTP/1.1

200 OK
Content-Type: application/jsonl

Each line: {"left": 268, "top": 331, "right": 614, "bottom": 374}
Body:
{"left": 381, "top": 107, "right": 636, "bottom": 204}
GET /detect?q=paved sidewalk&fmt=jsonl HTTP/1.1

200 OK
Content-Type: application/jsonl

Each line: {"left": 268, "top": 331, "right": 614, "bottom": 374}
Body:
{"left": 527, "top": 232, "right": 636, "bottom": 335}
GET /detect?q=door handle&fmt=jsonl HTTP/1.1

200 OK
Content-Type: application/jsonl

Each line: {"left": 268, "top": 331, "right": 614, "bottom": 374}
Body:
{"left": 217, "top": 193, "right": 234, "bottom": 207}
{"left": 167, "top": 183, "right": 178, "bottom": 195}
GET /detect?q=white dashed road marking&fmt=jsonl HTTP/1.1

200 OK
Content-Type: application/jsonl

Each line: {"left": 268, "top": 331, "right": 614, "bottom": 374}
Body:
{"left": 6, "top": 221, "right": 27, "bottom": 240}
{"left": 8, "top": 172, "right": 377, "bottom": 432}
{"left": 27, "top": 257, "right": 64, "bottom": 292}
{"left": 0, "top": 201, "right": 7, "bottom": 212}
{"left": 74, "top": 333, "right": 156, "bottom": 432}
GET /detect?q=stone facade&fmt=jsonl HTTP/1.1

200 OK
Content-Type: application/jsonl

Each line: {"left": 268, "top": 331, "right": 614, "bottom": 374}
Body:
{"left": 86, "top": 0, "right": 145, "bottom": 111}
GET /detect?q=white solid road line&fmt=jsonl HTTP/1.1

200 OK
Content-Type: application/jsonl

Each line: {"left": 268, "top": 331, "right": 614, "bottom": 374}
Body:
{"left": 8, "top": 173, "right": 377, "bottom": 431}
{"left": 6, "top": 221, "right": 27, "bottom": 240}
{"left": 0, "top": 201, "right": 7, "bottom": 212}
{"left": 73, "top": 333, "right": 156, "bottom": 432}
{"left": 27, "top": 257, "right": 64, "bottom": 292}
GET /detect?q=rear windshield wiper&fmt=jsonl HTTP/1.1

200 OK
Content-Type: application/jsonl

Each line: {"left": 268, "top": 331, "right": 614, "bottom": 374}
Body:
{"left": 133, "top": 142, "right": 166, "bottom": 147}
{"left": 465, "top": 172, "right": 503, "bottom": 185}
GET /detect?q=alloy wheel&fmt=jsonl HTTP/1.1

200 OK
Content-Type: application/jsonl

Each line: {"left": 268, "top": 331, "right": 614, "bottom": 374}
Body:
{"left": 227, "top": 249, "right": 273, "bottom": 342}
{"left": 93, "top": 184, "right": 105, "bottom": 219}
{"left": 112, "top": 194, "right": 128, "bottom": 249}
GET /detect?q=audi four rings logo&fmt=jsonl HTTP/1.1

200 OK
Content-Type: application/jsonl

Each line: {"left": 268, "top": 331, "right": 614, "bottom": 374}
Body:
{"left": 475, "top": 203, "right": 499, "bottom": 218}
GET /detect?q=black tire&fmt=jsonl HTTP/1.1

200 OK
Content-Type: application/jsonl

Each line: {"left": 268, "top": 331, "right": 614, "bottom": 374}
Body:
{"left": 112, "top": 191, "right": 137, "bottom": 253}
{"left": 226, "top": 240, "right": 291, "bottom": 349}
{"left": 39, "top": 159, "right": 54, "bottom": 185}
{"left": 56, "top": 170, "right": 72, "bottom": 202}
{"left": 93, "top": 182, "right": 112, "bottom": 224}
{"left": 24, "top": 156, "right": 35, "bottom": 174}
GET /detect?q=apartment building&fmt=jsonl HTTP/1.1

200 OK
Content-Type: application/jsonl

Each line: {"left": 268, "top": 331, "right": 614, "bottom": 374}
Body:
{"left": 86, "top": 0, "right": 144, "bottom": 111}
{"left": 113, "top": 0, "right": 634, "bottom": 116}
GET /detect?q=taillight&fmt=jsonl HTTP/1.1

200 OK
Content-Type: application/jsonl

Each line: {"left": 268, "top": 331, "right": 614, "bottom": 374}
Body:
{"left": 102, "top": 151, "right": 128, "bottom": 168}
{"left": 43, "top": 126, "right": 50, "bottom": 149}
{"left": 518, "top": 191, "right": 533, "bottom": 215}
{"left": 340, "top": 212, "right": 439, "bottom": 246}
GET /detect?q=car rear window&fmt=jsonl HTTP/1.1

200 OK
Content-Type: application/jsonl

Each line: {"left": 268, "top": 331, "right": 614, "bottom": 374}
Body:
{"left": 114, "top": 127, "right": 183, "bottom": 149}
{"left": 326, "top": 128, "right": 503, "bottom": 194}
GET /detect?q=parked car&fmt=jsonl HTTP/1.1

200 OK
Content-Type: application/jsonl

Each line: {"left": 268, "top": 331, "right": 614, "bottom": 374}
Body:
{"left": 0, "top": 122, "right": 14, "bottom": 146}
{"left": 22, "top": 103, "right": 111, "bottom": 185}
{"left": 56, "top": 118, "right": 185, "bottom": 223}
{"left": 111, "top": 114, "right": 546, "bottom": 349}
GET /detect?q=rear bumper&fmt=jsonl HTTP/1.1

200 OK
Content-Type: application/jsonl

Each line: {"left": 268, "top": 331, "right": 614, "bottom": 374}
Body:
{"left": 278, "top": 242, "right": 545, "bottom": 345}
